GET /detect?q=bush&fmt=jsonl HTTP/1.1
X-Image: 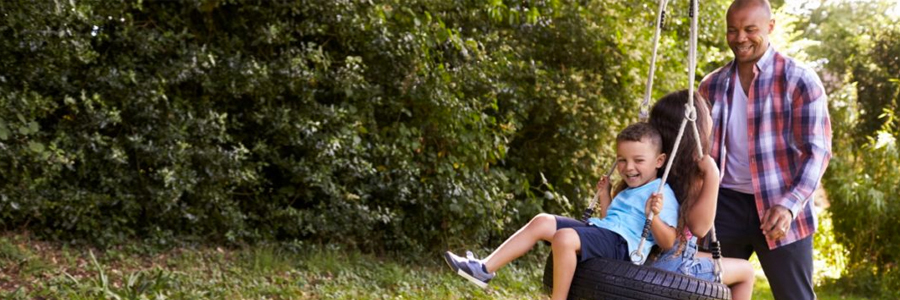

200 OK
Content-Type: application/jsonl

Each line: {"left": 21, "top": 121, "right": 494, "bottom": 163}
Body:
{"left": 820, "top": 32, "right": 900, "bottom": 300}
{"left": 0, "top": 0, "right": 730, "bottom": 250}
{"left": 824, "top": 92, "right": 900, "bottom": 298}
{"left": 788, "top": 2, "right": 900, "bottom": 295}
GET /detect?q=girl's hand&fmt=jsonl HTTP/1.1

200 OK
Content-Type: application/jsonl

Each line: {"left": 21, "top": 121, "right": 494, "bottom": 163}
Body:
{"left": 699, "top": 155, "right": 717, "bottom": 175}
{"left": 645, "top": 193, "right": 663, "bottom": 216}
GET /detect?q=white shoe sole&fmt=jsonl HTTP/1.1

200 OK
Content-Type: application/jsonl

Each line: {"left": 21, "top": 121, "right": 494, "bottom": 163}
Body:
{"left": 456, "top": 269, "right": 488, "bottom": 289}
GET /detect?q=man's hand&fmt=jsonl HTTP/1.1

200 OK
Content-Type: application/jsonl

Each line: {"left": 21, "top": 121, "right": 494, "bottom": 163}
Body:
{"left": 761, "top": 205, "right": 792, "bottom": 240}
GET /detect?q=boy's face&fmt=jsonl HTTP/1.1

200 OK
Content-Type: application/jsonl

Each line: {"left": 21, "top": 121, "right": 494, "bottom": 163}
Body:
{"left": 615, "top": 138, "right": 666, "bottom": 188}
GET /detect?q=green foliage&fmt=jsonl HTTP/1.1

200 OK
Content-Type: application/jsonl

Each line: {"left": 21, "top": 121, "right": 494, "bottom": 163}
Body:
{"left": 824, "top": 92, "right": 900, "bottom": 298}
{"left": 811, "top": 210, "right": 847, "bottom": 285}
{"left": 0, "top": 0, "right": 733, "bottom": 250}
{"left": 777, "top": 2, "right": 900, "bottom": 296}
{"left": 796, "top": 1, "right": 900, "bottom": 140}
{"left": 795, "top": 2, "right": 900, "bottom": 298}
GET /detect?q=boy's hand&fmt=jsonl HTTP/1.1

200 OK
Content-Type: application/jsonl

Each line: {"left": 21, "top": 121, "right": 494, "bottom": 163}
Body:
{"left": 596, "top": 175, "right": 611, "bottom": 193}
{"left": 645, "top": 193, "right": 663, "bottom": 216}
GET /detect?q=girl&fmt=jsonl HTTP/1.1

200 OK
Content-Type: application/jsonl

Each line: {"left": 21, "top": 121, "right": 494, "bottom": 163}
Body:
{"left": 648, "top": 90, "right": 754, "bottom": 300}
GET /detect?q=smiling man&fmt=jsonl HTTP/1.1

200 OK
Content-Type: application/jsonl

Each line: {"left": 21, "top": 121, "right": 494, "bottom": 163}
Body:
{"left": 698, "top": 1, "right": 832, "bottom": 299}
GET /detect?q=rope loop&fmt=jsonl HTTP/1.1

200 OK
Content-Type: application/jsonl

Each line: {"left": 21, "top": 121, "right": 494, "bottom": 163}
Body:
{"left": 639, "top": 104, "right": 651, "bottom": 122}
{"left": 629, "top": 250, "right": 645, "bottom": 264}
{"left": 683, "top": 102, "right": 697, "bottom": 122}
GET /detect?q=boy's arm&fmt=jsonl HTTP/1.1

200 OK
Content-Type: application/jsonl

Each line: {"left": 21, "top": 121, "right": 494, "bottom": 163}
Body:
{"left": 596, "top": 176, "right": 613, "bottom": 218}
{"left": 646, "top": 193, "right": 677, "bottom": 251}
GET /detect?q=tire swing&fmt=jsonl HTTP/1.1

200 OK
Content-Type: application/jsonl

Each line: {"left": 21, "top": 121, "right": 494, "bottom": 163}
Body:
{"left": 542, "top": 1, "right": 730, "bottom": 299}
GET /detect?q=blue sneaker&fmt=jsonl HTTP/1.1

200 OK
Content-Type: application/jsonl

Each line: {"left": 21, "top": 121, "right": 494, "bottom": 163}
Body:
{"left": 443, "top": 251, "right": 495, "bottom": 288}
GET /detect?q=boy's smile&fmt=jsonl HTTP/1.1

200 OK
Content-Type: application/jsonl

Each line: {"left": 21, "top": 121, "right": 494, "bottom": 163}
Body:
{"left": 616, "top": 139, "right": 666, "bottom": 188}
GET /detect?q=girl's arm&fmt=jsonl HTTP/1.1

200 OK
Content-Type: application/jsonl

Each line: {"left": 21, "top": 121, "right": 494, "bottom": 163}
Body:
{"left": 687, "top": 155, "right": 720, "bottom": 238}
{"left": 647, "top": 193, "right": 677, "bottom": 250}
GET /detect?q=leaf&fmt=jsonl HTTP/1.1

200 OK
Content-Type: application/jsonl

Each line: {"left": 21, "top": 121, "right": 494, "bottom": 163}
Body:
{"left": 28, "top": 141, "right": 45, "bottom": 153}
{"left": 28, "top": 121, "right": 39, "bottom": 133}
{"left": 0, "top": 120, "right": 8, "bottom": 140}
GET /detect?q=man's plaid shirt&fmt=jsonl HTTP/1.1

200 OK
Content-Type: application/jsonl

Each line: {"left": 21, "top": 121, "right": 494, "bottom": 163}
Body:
{"left": 699, "top": 46, "right": 832, "bottom": 249}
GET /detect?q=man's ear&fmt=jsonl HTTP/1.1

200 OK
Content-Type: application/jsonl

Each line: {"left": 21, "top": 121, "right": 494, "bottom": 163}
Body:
{"left": 656, "top": 153, "right": 667, "bottom": 168}
{"left": 768, "top": 18, "right": 775, "bottom": 34}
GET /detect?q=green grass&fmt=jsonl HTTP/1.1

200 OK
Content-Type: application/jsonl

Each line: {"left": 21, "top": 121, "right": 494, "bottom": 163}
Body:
{"left": 0, "top": 232, "right": 873, "bottom": 299}
{"left": 748, "top": 254, "right": 867, "bottom": 300}
{"left": 0, "top": 234, "right": 547, "bottom": 299}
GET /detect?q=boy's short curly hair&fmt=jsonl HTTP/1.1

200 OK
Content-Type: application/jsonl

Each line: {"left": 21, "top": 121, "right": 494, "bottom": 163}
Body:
{"left": 616, "top": 122, "right": 663, "bottom": 153}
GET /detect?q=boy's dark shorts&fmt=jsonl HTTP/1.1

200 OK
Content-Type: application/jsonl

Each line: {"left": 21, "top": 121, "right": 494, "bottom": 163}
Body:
{"left": 555, "top": 216, "right": 629, "bottom": 262}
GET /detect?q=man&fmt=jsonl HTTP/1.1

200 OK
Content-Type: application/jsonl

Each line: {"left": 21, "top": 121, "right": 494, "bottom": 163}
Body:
{"left": 698, "top": 1, "right": 832, "bottom": 299}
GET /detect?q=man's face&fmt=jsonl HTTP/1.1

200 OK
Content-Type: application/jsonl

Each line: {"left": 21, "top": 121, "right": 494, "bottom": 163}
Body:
{"left": 726, "top": 4, "right": 774, "bottom": 66}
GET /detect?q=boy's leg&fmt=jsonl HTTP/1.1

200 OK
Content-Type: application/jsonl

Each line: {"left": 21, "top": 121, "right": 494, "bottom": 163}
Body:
{"left": 550, "top": 228, "right": 581, "bottom": 300}
{"left": 445, "top": 214, "right": 584, "bottom": 289}
{"left": 548, "top": 225, "right": 627, "bottom": 300}
{"left": 483, "top": 214, "right": 577, "bottom": 273}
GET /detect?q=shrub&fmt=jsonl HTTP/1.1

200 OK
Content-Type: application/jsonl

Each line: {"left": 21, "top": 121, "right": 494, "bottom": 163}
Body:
{"left": 824, "top": 93, "right": 900, "bottom": 298}
{"left": 788, "top": 2, "right": 900, "bottom": 295}
{"left": 0, "top": 0, "right": 730, "bottom": 250}
{"left": 821, "top": 35, "right": 900, "bottom": 300}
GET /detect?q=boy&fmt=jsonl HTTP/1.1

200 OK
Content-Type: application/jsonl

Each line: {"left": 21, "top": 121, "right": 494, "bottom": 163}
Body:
{"left": 444, "top": 122, "right": 679, "bottom": 300}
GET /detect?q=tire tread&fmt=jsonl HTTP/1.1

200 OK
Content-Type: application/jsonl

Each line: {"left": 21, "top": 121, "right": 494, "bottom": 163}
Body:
{"left": 542, "top": 255, "right": 731, "bottom": 300}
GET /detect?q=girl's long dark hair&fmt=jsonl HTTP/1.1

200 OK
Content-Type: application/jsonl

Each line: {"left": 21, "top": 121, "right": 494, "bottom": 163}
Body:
{"left": 648, "top": 90, "right": 712, "bottom": 254}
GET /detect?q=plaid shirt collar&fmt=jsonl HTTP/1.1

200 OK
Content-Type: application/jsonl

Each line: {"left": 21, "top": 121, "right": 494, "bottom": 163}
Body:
{"left": 755, "top": 44, "right": 776, "bottom": 73}
{"left": 723, "top": 44, "right": 776, "bottom": 81}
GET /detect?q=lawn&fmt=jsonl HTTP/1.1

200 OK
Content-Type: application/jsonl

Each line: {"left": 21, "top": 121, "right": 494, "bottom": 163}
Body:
{"left": 0, "top": 232, "right": 868, "bottom": 299}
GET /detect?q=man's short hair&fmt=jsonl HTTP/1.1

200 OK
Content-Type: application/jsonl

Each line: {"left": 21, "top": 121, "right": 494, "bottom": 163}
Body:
{"left": 616, "top": 122, "right": 663, "bottom": 153}
{"left": 728, "top": 0, "right": 772, "bottom": 18}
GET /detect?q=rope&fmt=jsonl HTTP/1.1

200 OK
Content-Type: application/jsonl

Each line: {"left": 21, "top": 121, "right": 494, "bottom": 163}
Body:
{"left": 630, "top": 104, "right": 692, "bottom": 264}
{"left": 687, "top": 0, "right": 704, "bottom": 158}
{"left": 630, "top": 1, "right": 726, "bottom": 280}
{"left": 685, "top": 0, "right": 724, "bottom": 282}
{"left": 683, "top": 0, "right": 725, "bottom": 282}
{"left": 709, "top": 225, "right": 724, "bottom": 283}
{"left": 640, "top": 0, "right": 670, "bottom": 122}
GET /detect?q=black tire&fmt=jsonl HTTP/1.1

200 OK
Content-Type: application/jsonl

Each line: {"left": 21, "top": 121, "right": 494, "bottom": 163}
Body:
{"left": 542, "top": 255, "right": 731, "bottom": 300}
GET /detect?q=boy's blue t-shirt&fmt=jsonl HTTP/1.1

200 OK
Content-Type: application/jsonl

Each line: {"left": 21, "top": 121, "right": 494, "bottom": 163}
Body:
{"left": 587, "top": 178, "right": 678, "bottom": 262}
